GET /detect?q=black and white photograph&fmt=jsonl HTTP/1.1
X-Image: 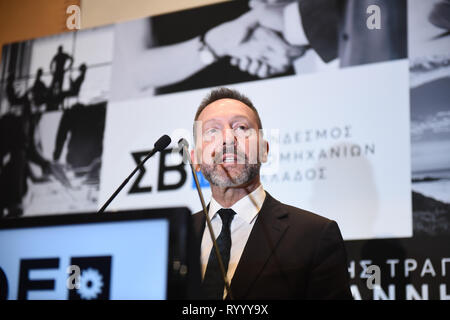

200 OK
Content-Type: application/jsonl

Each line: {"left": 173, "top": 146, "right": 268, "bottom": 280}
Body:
{"left": 408, "top": 0, "right": 450, "bottom": 236}
{"left": 0, "top": 25, "right": 114, "bottom": 218}
{"left": 410, "top": 57, "right": 450, "bottom": 236}
{"left": 408, "top": 0, "right": 450, "bottom": 59}
{"left": 110, "top": 0, "right": 407, "bottom": 101}
{"left": 3, "top": 0, "right": 450, "bottom": 302}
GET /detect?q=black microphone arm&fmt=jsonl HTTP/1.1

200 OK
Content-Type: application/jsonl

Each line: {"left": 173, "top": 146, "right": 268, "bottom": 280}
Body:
{"left": 98, "top": 135, "right": 172, "bottom": 214}
{"left": 178, "top": 138, "right": 234, "bottom": 300}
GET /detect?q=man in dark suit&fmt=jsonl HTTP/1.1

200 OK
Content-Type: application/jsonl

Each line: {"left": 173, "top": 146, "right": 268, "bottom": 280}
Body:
{"left": 190, "top": 87, "right": 352, "bottom": 300}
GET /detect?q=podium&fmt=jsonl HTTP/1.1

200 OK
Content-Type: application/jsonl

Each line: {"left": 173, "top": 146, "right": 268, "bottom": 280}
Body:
{"left": 0, "top": 207, "right": 200, "bottom": 300}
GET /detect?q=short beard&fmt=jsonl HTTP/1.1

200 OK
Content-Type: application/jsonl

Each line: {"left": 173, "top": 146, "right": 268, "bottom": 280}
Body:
{"left": 200, "top": 162, "right": 261, "bottom": 187}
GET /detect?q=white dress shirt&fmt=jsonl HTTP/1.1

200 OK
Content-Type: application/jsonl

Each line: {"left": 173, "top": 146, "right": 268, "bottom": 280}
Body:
{"left": 283, "top": 2, "right": 339, "bottom": 74}
{"left": 200, "top": 184, "right": 266, "bottom": 299}
{"left": 283, "top": 1, "right": 309, "bottom": 46}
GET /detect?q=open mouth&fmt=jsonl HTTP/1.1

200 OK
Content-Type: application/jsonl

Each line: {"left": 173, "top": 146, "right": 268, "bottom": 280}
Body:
{"left": 222, "top": 153, "right": 238, "bottom": 163}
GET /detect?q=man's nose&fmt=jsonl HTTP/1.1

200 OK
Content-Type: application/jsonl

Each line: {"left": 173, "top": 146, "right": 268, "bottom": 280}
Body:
{"left": 222, "top": 127, "right": 236, "bottom": 146}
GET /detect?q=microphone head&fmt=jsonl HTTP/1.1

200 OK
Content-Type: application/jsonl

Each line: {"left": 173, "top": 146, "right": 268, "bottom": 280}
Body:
{"left": 178, "top": 138, "right": 189, "bottom": 150}
{"left": 154, "top": 134, "right": 171, "bottom": 151}
{"left": 178, "top": 138, "right": 191, "bottom": 164}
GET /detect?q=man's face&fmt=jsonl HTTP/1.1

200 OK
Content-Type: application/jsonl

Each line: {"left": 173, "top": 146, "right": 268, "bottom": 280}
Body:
{"left": 192, "top": 98, "right": 268, "bottom": 187}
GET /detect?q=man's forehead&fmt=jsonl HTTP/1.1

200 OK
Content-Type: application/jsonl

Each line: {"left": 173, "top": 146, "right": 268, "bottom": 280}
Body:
{"left": 197, "top": 98, "right": 256, "bottom": 122}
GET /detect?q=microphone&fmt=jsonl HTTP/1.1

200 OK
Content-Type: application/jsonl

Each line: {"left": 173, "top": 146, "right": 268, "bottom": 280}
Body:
{"left": 178, "top": 138, "right": 234, "bottom": 300}
{"left": 98, "top": 135, "right": 171, "bottom": 213}
{"left": 154, "top": 134, "right": 172, "bottom": 152}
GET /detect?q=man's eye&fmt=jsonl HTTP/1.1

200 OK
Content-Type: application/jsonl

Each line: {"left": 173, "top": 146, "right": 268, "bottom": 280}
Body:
{"left": 203, "top": 128, "right": 219, "bottom": 139}
{"left": 234, "top": 125, "right": 250, "bottom": 136}
{"left": 206, "top": 128, "right": 218, "bottom": 134}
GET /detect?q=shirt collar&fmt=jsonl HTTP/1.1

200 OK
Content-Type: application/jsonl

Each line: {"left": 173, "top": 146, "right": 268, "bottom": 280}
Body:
{"left": 208, "top": 184, "right": 266, "bottom": 224}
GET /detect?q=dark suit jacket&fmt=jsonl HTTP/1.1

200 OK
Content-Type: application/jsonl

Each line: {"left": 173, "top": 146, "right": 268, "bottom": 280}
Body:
{"left": 191, "top": 192, "right": 352, "bottom": 300}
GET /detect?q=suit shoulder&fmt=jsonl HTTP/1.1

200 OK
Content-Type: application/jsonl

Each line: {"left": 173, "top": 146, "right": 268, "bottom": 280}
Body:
{"left": 192, "top": 210, "right": 203, "bottom": 217}
{"left": 272, "top": 196, "right": 334, "bottom": 230}
{"left": 191, "top": 210, "right": 204, "bottom": 225}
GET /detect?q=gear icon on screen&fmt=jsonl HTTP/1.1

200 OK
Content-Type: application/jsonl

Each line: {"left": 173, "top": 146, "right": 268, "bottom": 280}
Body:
{"left": 77, "top": 268, "right": 104, "bottom": 300}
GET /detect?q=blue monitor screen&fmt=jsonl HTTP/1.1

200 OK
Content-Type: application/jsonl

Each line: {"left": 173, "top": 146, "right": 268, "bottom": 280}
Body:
{"left": 0, "top": 215, "right": 170, "bottom": 300}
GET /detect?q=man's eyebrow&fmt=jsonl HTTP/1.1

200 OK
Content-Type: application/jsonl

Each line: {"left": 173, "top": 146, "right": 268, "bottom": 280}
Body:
{"left": 201, "top": 119, "right": 220, "bottom": 127}
{"left": 231, "top": 115, "right": 248, "bottom": 120}
{"left": 230, "top": 115, "right": 252, "bottom": 124}
{"left": 200, "top": 115, "right": 252, "bottom": 127}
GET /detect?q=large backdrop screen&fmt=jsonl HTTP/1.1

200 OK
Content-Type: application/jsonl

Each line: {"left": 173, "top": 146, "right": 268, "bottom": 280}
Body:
{"left": 0, "top": 0, "right": 449, "bottom": 299}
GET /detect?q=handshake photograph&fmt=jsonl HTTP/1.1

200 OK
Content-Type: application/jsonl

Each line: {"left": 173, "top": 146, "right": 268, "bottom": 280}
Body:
{"left": 111, "top": 0, "right": 406, "bottom": 100}
{"left": 0, "top": 0, "right": 449, "bottom": 308}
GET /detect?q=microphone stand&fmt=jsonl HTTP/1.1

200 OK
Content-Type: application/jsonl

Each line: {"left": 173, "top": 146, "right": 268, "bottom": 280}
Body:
{"left": 179, "top": 139, "right": 233, "bottom": 300}
{"left": 98, "top": 135, "right": 171, "bottom": 214}
{"left": 98, "top": 148, "right": 158, "bottom": 213}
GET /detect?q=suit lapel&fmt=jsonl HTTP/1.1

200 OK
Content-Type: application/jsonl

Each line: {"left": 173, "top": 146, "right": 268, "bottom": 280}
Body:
{"left": 192, "top": 200, "right": 211, "bottom": 257}
{"left": 229, "top": 193, "right": 289, "bottom": 299}
{"left": 192, "top": 209, "right": 206, "bottom": 240}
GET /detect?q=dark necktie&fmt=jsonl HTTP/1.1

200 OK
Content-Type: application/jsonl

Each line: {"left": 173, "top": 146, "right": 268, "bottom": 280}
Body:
{"left": 201, "top": 208, "right": 236, "bottom": 300}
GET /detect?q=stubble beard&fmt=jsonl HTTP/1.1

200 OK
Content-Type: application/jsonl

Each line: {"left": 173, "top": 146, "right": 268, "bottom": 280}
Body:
{"left": 200, "top": 147, "right": 261, "bottom": 187}
{"left": 201, "top": 162, "right": 261, "bottom": 187}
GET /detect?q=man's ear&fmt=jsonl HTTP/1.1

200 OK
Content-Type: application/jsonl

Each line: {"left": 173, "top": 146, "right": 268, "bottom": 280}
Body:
{"left": 191, "top": 149, "right": 201, "bottom": 172}
{"left": 260, "top": 139, "right": 269, "bottom": 163}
